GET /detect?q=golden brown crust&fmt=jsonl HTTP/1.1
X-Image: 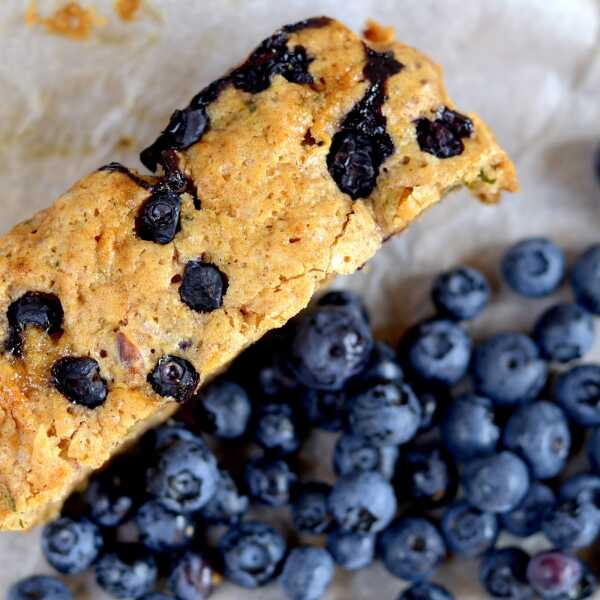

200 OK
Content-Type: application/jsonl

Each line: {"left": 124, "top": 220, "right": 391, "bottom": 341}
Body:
{"left": 0, "top": 17, "right": 517, "bottom": 530}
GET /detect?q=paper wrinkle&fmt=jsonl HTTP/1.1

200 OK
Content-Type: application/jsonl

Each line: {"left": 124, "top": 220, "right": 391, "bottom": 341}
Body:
{"left": 1, "top": 0, "right": 600, "bottom": 597}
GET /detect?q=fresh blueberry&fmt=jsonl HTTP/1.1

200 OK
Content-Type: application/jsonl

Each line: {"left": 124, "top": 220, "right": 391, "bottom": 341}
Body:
{"left": 135, "top": 500, "right": 195, "bottom": 554}
{"left": 480, "top": 547, "right": 533, "bottom": 600}
{"left": 533, "top": 303, "right": 595, "bottom": 363}
{"left": 179, "top": 260, "right": 228, "bottom": 313}
{"left": 396, "top": 444, "right": 458, "bottom": 508}
{"left": 147, "top": 355, "right": 199, "bottom": 403}
{"left": 462, "top": 451, "right": 530, "bottom": 513}
{"left": 328, "top": 471, "right": 396, "bottom": 533}
{"left": 194, "top": 379, "right": 251, "bottom": 439}
{"left": 347, "top": 381, "right": 421, "bottom": 446}
{"left": 500, "top": 482, "right": 556, "bottom": 537}
{"left": 440, "top": 500, "right": 498, "bottom": 558}
{"left": 95, "top": 545, "right": 158, "bottom": 599}
{"left": 146, "top": 439, "right": 218, "bottom": 513}
{"left": 168, "top": 552, "right": 215, "bottom": 600}
{"left": 555, "top": 365, "right": 600, "bottom": 427}
{"left": 280, "top": 547, "right": 335, "bottom": 600}
{"left": 41, "top": 516, "right": 102, "bottom": 575}
{"left": 501, "top": 238, "right": 565, "bottom": 298}
{"left": 84, "top": 455, "right": 142, "bottom": 528}
{"left": 326, "top": 530, "right": 375, "bottom": 571}
{"left": 441, "top": 394, "right": 500, "bottom": 461}
{"left": 571, "top": 245, "right": 600, "bottom": 314}
{"left": 288, "top": 305, "right": 373, "bottom": 390}
{"left": 431, "top": 266, "right": 490, "bottom": 320}
{"left": 135, "top": 190, "right": 181, "bottom": 245}
{"left": 291, "top": 481, "right": 332, "bottom": 534}
{"left": 145, "top": 423, "right": 204, "bottom": 453}
{"left": 317, "top": 289, "right": 370, "bottom": 323}
{"left": 333, "top": 433, "right": 399, "bottom": 480}
{"left": 8, "top": 576, "right": 72, "bottom": 600}
{"left": 502, "top": 401, "right": 570, "bottom": 479}
{"left": 399, "top": 319, "right": 471, "bottom": 386}
{"left": 51, "top": 357, "right": 108, "bottom": 408}
{"left": 527, "top": 551, "right": 584, "bottom": 598}
{"left": 6, "top": 291, "right": 63, "bottom": 356}
{"left": 379, "top": 517, "right": 446, "bottom": 582}
{"left": 244, "top": 455, "right": 297, "bottom": 507}
{"left": 253, "top": 402, "right": 303, "bottom": 454}
{"left": 219, "top": 521, "right": 286, "bottom": 588}
{"left": 353, "top": 341, "right": 403, "bottom": 386}
{"left": 398, "top": 582, "right": 454, "bottom": 600}
{"left": 298, "top": 387, "right": 346, "bottom": 432}
{"left": 542, "top": 499, "right": 600, "bottom": 549}
{"left": 200, "top": 469, "right": 248, "bottom": 525}
{"left": 470, "top": 333, "right": 547, "bottom": 406}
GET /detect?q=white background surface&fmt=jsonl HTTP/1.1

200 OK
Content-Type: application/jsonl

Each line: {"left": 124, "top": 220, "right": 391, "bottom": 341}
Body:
{"left": 1, "top": 0, "right": 600, "bottom": 598}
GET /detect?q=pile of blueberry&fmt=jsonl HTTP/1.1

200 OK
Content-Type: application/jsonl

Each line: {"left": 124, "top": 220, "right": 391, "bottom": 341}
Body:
{"left": 11, "top": 237, "right": 600, "bottom": 600}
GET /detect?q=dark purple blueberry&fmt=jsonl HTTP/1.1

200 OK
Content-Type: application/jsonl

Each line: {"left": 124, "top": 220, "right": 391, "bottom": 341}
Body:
{"left": 396, "top": 444, "right": 458, "bottom": 508}
{"left": 280, "top": 546, "right": 335, "bottom": 600}
{"left": 244, "top": 455, "right": 297, "bottom": 507}
{"left": 8, "top": 576, "right": 72, "bottom": 600}
{"left": 288, "top": 305, "right": 373, "bottom": 391}
{"left": 41, "top": 516, "right": 103, "bottom": 575}
{"left": 135, "top": 500, "right": 195, "bottom": 554}
{"left": 168, "top": 551, "right": 215, "bottom": 600}
{"left": 179, "top": 260, "right": 228, "bottom": 313}
{"left": 147, "top": 355, "right": 199, "bottom": 403}
{"left": 95, "top": 545, "right": 157, "bottom": 600}
{"left": 146, "top": 439, "right": 218, "bottom": 514}
{"left": 527, "top": 551, "right": 583, "bottom": 598}
{"left": 327, "top": 131, "right": 378, "bottom": 199}
{"left": 555, "top": 364, "right": 600, "bottom": 427}
{"left": 379, "top": 517, "right": 446, "bottom": 582}
{"left": 354, "top": 341, "right": 404, "bottom": 387}
{"left": 290, "top": 481, "right": 332, "bottom": 534}
{"left": 415, "top": 107, "right": 473, "bottom": 159}
{"left": 51, "top": 357, "right": 108, "bottom": 408}
{"left": 219, "top": 521, "right": 286, "bottom": 588}
{"left": 135, "top": 190, "right": 181, "bottom": 244}
{"left": 200, "top": 469, "right": 249, "bottom": 525}
{"left": 480, "top": 547, "right": 533, "bottom": 600}
{"left": 6, "top": 291, "right": 63, "bottom": 355}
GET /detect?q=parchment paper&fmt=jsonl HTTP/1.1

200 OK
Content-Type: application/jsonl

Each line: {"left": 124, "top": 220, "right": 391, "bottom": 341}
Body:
{"left": 1, "top": 0, "right": 600, "bottom": 597}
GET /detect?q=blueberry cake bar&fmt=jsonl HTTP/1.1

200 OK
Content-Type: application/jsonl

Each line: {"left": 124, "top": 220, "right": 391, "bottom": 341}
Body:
{"left": 0, "top": 16, "right": 517, "bottom": 530}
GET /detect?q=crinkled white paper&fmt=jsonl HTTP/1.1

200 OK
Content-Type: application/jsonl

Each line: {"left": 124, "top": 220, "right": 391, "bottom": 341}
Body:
{"left": 1, "top": 0, "right": 600, "bottom": 597}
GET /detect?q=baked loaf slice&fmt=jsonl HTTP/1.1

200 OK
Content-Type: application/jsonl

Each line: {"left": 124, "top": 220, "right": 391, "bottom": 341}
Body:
{"left": 0, "top": 17, "right": 517, "bottom": 530}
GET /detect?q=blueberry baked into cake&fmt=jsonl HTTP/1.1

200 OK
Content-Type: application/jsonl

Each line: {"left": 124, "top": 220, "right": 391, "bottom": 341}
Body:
{"left": 0, "top": 17, "right": 517, "bottom": 530}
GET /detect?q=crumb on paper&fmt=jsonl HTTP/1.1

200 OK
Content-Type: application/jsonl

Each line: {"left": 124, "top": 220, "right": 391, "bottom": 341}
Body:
{"left": 363, "top": 19, "right": 395, "bottom": 44}
{"left": 25, "top": 0, "right": 108, "bottom": 41}
{"left": 114, "top": 0, "right": 141, "bottom": 21}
